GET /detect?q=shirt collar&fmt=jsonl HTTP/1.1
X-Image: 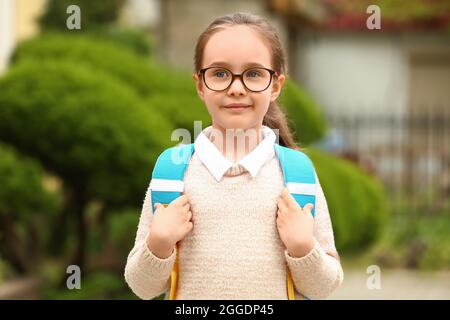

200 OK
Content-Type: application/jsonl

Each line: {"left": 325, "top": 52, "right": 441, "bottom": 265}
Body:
{"left": 194, "top": 125, "right": 277, "bottom": 182}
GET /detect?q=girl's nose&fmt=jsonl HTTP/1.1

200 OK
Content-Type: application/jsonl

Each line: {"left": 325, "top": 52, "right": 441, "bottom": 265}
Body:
{"left": 227, "top": 77, "right": 247, "bottom": 96}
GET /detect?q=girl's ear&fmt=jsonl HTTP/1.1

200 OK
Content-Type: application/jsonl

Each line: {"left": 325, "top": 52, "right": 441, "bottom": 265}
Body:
{"left": 192, "top": 73, "right": 205, "bottom": 102}
{"left": 270, "top": 74, "right": 286, "bottom": 102}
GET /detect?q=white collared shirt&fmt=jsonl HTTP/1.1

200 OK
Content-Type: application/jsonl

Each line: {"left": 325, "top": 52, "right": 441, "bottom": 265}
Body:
{"left": 194, "top": 125, "right": 277, "bottom": 182}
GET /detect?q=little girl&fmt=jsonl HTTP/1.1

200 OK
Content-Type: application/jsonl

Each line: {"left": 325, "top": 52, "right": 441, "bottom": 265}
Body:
{"left": 125, "top": 12, "right": 343, "bottom": 300}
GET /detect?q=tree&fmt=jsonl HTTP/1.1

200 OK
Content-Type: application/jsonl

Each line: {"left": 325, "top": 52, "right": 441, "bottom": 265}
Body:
{"left": 0, "top": 59, "right": 173, "bottom": 269}
{"left": 0, "top": 143, "right": 61, "bottom": 274}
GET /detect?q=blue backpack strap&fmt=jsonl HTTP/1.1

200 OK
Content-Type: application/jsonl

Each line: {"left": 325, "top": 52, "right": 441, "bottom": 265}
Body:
{"left": 274, "top": 144, "right": 317, "bottom": 217}
{"left": 150, "top": 143, "right": 195, "bottom": 212}
{"left": 274, "top": 143, "right": 317, "bottom": 300}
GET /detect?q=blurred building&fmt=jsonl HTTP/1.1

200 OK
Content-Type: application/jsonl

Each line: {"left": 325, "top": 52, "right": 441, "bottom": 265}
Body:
{"left": 0, "top": 0, "right": 47, "bottom": 73}
{"left": 266, "top": 0, "right": 450, "bottom": 197}
{"left": 267, "top": 0, "right": 450, "bottom": 132}
{"left": 150, "top": 0, "right": 288, "bottom": 72}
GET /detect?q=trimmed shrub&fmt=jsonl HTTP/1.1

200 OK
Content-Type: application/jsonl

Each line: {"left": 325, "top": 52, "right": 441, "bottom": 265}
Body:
{"left": 0, "top": 59, "right": 173, "bottom": 206}
{"left": 13, "top": 33, "right": 194, "bottom": 97}
{"left": 279, "top": 79, "right": 328, "bottom": 146}
{"left": 0, "top": 142, "right": 61, "bottom": 273}
{"left": 0, "top": 142, "right": 60, "bottom": 220}
{"left": 305, "top": 147, "right": 389, "bottom": 251}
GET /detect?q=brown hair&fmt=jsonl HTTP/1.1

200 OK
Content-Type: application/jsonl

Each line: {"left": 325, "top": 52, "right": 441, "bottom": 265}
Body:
{"left": 193, "top": 12, "right": 298, "bottom": 150}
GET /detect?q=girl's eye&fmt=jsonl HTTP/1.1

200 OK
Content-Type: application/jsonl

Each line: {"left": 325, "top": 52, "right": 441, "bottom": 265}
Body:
{"left": 246, "top": 69, "right": 262, "bottom": 78}
{"left": 213, "top": 69, "right": 229, "bottom": 78}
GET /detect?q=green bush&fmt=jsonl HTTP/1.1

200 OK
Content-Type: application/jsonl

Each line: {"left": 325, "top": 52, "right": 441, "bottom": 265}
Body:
{"left": 13, "top": 33, "right": 194, "bottom": 98}
{"left": 108, "top": 208, "right": 141, "bottom": 257}
{"left": 305, "top": 148, "right": 389, "bottom": 251}
{"left": 419, "top": 214, "right": 450, "bottom": 269}
{"left": 279, "top": 79, "right": 328, "bottom": 146}
{"left": 89, "top": 27, "right": 154, "bottom": 56}
{"left": 0, "top": 59, "right": 173, "bottom": 206}
{"left": 372, "top": 196, "right": 450, "bottom": 270}
{"left": 0, "top": 142, "right": 61, "bottom": 274}
{"left": 146, "top": 94, "right": 211, "bottom": 140}
{"left": 43, "top": 271, "right": 131, "bottom": 299}
{"left": 0, "top": 142, "right": 60, "bottom": 221}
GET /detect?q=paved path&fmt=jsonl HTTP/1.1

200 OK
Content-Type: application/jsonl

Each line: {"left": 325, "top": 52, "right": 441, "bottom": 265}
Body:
{"left": 1, "top": 269, "right": 449, "bottom": 299}
{"left": 327, "top": 268, "right": 450, "bottom": 300}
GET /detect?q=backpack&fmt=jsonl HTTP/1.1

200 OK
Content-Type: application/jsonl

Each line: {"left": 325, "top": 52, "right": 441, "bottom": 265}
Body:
{"left": 149, "top": 143, "right": 317, "bottom": 300}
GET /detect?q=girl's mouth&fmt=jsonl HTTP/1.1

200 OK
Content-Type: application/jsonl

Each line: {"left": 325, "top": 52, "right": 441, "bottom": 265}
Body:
{"left": 223, "top": 104, "right": 252, "bottom": 111}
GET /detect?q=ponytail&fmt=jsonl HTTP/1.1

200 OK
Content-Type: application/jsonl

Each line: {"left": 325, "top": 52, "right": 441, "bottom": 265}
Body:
{"left": 263, "top": 102, "right": 298, "bottom": 150}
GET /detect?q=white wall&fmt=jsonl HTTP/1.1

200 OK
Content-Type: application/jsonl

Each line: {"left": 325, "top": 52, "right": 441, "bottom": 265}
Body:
{"left": 296, "top": 34, "right": 411, "bottom": 152}
{"left": 0, "top": 0, "right": 15, "bottom": 74}
{"left": 122, "top": 0, "right": 160, "bottom": 28}
{"left": 297, "top": 34, "right": 409, "bottom": 117}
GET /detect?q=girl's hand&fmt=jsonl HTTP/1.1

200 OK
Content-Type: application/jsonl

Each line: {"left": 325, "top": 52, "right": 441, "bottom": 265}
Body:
{"left": 147, "top": 195, "right": 193, "bottom": 259}
{"left": 276, "top": 188, "right": 315, "bottom": 258}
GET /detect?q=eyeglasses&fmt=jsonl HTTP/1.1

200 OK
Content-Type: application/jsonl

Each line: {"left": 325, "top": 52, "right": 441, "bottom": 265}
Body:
{"left": 198, "top": 66, "right": 277, "bottom": 92}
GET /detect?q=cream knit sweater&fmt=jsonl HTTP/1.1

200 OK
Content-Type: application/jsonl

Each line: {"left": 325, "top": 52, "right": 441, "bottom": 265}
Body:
{"left": 124, "top": 148, "right": 344, "bottom": 300}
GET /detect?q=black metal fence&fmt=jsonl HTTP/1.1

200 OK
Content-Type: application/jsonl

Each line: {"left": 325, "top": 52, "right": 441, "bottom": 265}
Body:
{"left": 319, "top": 109, "right": 450, "bottom": 213}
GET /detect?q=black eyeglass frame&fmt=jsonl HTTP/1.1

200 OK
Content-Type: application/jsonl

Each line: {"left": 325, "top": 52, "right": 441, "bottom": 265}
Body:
{"left": 198, "top": 66, "right": 277, "bottom": 92}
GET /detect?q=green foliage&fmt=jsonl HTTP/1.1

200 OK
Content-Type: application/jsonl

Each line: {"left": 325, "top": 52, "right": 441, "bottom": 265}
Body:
{"left": 0, "top": 259, "right": 6, "bottom": 283}
{"left": 419, "top": 214, "right": 450, "bottom": 269}
{"left": 305, "top": 148, "right": 389, "bottom": 251}
{"left": 0, "top": 142, "right": 60, "bottom": 220}
{"left": 146, "top": 94, "right": 211, "bottom": 140}
{"left": 279, "top": 79, "right": 328, "bottom": 146}
{"left": 0, "top": 143, "right": 62, "bottom": 274}
{"left": 88, "top": 27, "right": 154, "bottom": 56}
{"left": 0, "top": 59, "right": 173, "bottom": 206}
{"left": 372, "top": 196, "right": 450, "bottom": 270}
{"left": 333, "top": 0, "right": 450, "bottom": 22}
{"left": 108, "top": 209, "right": 140, "bottom": 257}
{"left": 43, "top": 271, "right": 134, "bottom": 299}
{"left": 13, "top": 33, "right": 193, "bottom": 97}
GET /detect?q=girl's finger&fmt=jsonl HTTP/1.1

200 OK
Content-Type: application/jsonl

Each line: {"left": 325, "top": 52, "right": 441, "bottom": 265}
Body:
{"left": 303, "top": 203, "right": 314, "bottom": 213}
{"left": 174, "top": 194, "right": 189, "bottom": 206}
{"left": 185, "top": 221, "right": 194, "bottom": 233}
{"left": 281, "top": 188, "right": 291, "bottom": 200}
{"left": 187, "top": 211, "right": 193, "bottom": 221}
{"left": 182, "top": 203, "right": 190, "bottom": 212}
{"left": 282, "top": 189, "right": 298, "bottom": 208}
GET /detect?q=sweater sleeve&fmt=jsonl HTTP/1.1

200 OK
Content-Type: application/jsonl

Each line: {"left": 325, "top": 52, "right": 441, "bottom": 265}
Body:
{"left": 284, "top": 172, "right": 344, "bottom": 299}
{"left": 124, "top": 182, "right": 177, "bottom": 300}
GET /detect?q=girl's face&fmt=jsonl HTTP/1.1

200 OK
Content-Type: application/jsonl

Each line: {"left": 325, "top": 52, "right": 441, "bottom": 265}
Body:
{"left": 193, "top": 25, "right": 285, "bottom": 132}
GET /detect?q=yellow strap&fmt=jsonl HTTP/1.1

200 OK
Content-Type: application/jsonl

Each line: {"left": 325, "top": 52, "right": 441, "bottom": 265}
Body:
{"left": 286, "top": 267, "right": 295, "bottom": 300}
{"left": 159, "top": 203, "right": 178, "bottom": 300}
{"left": 168, "top": 243, "right": 179, "bottom": 300}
